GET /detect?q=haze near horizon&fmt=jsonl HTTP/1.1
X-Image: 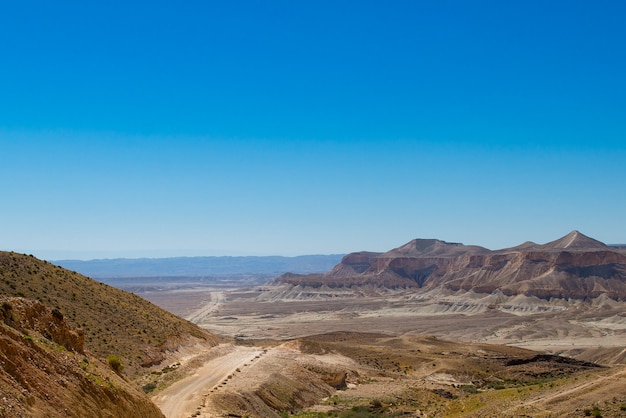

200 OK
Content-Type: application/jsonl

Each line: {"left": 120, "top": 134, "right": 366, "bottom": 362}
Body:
{"left": 1, "top": 1, "right": 625, "bottom": 260}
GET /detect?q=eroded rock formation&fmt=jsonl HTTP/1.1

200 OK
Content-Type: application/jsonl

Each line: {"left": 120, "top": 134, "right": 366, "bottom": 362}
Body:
{"left": 275, "top": 231, "right": 626, "bottom": 300}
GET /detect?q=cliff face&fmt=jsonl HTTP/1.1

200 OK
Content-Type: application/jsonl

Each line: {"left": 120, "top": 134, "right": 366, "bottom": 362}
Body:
{"left": 274, "top": 231, "right": 626, "bottom": 300}
{"left": 0, "top": 297, "right": 165, "bottom": 418}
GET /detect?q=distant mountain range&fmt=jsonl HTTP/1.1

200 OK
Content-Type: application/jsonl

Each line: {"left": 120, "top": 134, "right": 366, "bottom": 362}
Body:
{"left": 274, "top": 231, "right": 626, "bottom": 300}
{"left": 54, "top": 254, "right": 345, "bottom": 278}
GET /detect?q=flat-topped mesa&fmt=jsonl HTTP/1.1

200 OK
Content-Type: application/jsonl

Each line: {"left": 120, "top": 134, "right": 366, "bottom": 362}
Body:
{"left": 274, "top": 231, "right": 626, "bottom": 300}
{"left": 383, "top": 238, "right": 490, "bottom": 258}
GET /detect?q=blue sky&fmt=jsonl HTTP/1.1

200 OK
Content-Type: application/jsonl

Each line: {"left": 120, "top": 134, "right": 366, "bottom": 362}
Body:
{"left": 1, "top": 1, "right": 625, "bottom": 259}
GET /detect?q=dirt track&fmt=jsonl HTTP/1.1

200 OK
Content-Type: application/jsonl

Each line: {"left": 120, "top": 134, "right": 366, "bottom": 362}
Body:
{"left": 142, "top": 286, "right": 626, "bottom": 417}
{"left": 506, "top": 364, "right": 626, "bottom": 415}
{"left": 185, "top": 291, "right": 224, "bottom": 324}
{"left": 153, "top": 345, "right": 263, "bottom": 418}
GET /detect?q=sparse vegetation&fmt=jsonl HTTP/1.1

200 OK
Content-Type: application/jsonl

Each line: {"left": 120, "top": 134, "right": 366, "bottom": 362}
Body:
{"left": 141, "top": 382, "right": 157, "bottom": 394}
{"left": 584, "top": 406, "right": 603, "bottom": 417}
{"left": 107, "top": 355, "right": 124, "bottom": 373}
{"left": 0, "top": 295, "right": 165, "bottom": 417}
{"left": 0, "top": 251, "right": 217, "bottom": 379}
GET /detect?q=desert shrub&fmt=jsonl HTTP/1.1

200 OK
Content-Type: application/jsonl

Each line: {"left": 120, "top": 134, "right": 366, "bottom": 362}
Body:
{"left": 338, "top": 406, "right": 382, "bottom": 417}
{"left": 488, "top": 382, "right": 505, "bottom": 390}
{"left": 107, "top": 355, "right": 124, "bottom": 373}
{"left": 584, "top": 407, "right": 603, "bottom": 417}
{"left": 142, "top": 382, "right": 157, "bottom": 393}
{"left": 460, "top": 384, "right": 478, "bottom": 394}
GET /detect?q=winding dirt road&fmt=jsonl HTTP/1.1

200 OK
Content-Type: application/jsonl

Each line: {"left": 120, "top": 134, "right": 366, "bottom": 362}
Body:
{"left": 153, "top": 345, "right": 263, "bottom": 418}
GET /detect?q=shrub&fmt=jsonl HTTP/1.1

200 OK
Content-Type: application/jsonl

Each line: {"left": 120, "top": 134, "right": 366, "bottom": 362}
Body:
{"left": 142, "top": 382, "right": 157, "bottom": 393}
{"left": 107, "top": 355, "right": 124, "bottom": 373}
{"left": 460, "top": 385, "right": 478, "bottom": 394}
{"left": 584, "top": 407, "right": 603, "bottom": 417}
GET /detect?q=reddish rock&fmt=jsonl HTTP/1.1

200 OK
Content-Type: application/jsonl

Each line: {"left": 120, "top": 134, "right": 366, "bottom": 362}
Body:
{"left": 274, "top": 231, "right": 626, "bottom": 300}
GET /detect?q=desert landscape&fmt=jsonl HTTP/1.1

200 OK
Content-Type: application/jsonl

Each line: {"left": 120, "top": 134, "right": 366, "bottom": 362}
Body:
{"left": 1, "top": 232, "right": 625, "bottom": 417}
{"left": 5, "top": 2, "right": 625, "bottom": 416}
{"left": 131, "top": 232, "right": 626, "bottom": 417}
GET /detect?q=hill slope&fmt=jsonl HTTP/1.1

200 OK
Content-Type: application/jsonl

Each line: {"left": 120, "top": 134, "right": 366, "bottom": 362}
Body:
{"left": 0, "top": 251, "right": 218, "bottom": 380}
{"left": 274, "top": 231, "right": 626, "bottom": 300}
{"left": 0, "top": 296, "right": 165, "bottom": 417}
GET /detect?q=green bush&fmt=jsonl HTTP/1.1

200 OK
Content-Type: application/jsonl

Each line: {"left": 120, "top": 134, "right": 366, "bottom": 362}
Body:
{"left": 107, "top": 355, "right": 124, "bottom": 373}
{"left": 142, "top": 382, "right": 157, "bottom": 393}
{"left": 460, "top": 384, "right": 478, "bottom": 394}
{"left": 584, "top": 407, "right": 603, "bottom": 417}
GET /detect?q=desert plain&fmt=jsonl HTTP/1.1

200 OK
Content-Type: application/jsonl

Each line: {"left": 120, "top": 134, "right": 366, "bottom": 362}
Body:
{"left": 136, "top": 282, "right": 626, "bottom": 418}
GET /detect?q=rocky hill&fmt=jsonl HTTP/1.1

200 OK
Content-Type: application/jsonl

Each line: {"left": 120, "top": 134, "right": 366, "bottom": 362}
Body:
{"left": 0, "top": 251, "right": 219, "bottom": 380}
{"left": 0, "top": 296, "right": 164, "bottom": 417}
{"left": 274, "top": 231, "right": 626, "bottom": 300}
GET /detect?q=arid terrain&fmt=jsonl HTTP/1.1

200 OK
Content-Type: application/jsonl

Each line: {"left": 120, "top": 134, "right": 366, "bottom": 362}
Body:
{"left": 143, "top": 285, "right": 626, "bottom": 365}
{"left": 139, "top": 232, "right": 626, "bottom": 417}
{"left": 136, "top": 283, "right": 626, "bottom": 417}
{"left": 2, "top": 232, "right": 625, "bottom": 417}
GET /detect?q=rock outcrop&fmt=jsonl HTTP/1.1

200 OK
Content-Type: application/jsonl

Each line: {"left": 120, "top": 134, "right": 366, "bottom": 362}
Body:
{"left": 0, "top": 297, "right": 165, "bottom": 417}
{"left": 274, "top": 231, "right": 626, "bottom": 300}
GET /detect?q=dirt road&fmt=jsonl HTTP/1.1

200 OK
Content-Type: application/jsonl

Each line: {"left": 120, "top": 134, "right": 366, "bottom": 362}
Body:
{"left": 185, "top": 291, "right": 224, "bottom": 324}
{"left": 504, "top": 365, "right": 626, "bottom": 415}
{"left": 153, "top": 345, "right": 263, "bottom": 418}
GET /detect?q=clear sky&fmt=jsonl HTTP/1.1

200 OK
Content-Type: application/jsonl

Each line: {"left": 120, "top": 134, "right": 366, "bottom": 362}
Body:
{"left": 1, "top": 1, "right": 625, "bottom": 259}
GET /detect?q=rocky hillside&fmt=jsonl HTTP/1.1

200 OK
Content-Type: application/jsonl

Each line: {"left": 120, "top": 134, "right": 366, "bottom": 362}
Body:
{"left": 0, "top": 251, "right": 219, "bottom": 380}
{"left": 274, "top": 231, "right": 626, "bottom": 300}
{"left": 0, "top": 296, "right": 164, "bottom": 417}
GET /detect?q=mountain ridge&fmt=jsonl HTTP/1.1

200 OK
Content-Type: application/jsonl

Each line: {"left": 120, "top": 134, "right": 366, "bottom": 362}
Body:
{"left": 274, "top": 231, "right": 626, "bottom": 300}
{"left": 53, "top": 254, "right": 345, "bottom": 278}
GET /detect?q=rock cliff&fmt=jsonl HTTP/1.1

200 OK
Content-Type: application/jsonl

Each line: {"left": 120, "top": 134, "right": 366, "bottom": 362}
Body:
{"left": 274, "top": 231, "right": 626, "bottom": 300}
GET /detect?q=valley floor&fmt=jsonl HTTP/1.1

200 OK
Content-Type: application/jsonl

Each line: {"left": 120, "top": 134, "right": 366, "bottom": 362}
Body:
{"left": 139, "top": 285, "right": 626, "bottom": 417}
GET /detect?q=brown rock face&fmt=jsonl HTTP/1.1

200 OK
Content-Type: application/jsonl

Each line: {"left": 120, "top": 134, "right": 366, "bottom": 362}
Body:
{"left": 1, "top": 297, "right": 84, "bottom": 353}
{"left": 0, "top": 297, "right": 165, "bottom": 418}
{"left": 274, "top": 231, "right": 626, "bottom": 300}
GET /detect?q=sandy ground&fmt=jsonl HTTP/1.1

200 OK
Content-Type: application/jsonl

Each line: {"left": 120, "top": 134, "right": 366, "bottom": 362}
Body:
{"left": 137, "top": 285, "right": 626, "bottom": 367}
{"left": 140, "top": 286, "right": 626, "bottom": 417}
